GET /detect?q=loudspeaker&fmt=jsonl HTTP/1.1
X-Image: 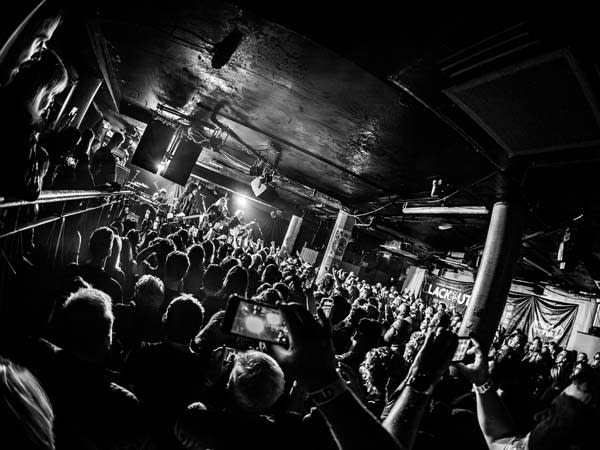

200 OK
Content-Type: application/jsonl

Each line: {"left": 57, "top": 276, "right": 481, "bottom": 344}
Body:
{"left": 162, "top": 138, "right": 202, "bottom": 186}
{"left": 131, "top": 121, "right": 174, "bottom": 173}
{"left": 251, "top": 177, "right": 279, "bottom": 202}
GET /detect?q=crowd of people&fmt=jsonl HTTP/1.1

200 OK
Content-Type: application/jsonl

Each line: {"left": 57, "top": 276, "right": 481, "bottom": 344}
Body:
{"left": 1, "top": 212, "right": 599, "bottom": 450}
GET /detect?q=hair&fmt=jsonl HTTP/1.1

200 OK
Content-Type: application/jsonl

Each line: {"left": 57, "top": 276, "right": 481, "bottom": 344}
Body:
{"left": 201, "top": 240, "right": 214, "bottom": 264}
{"left": 187, "top": 244, "right": 205, "bottom": 267}
{"left": 355, "top": 318, "right": 382, "bottom": 347}
{"left": 359, "top": 347, "right": 396, "bottom": 399}
{"left": 165, "top": 251, "right": 190, "bottom": 282}
{"left": 168, "top": 233, "right": 184, "bottom": 251}
{"left": 253, "top": 288, "right": 282, "bottom": 306}
{"left": 109, "top": 131, "right": 125, "bottom": 146}
{"left": 203, "top": 264, "right": 224, "bottom": 292}
{"left": 61, "top": 288, "right": 113, "bottom": 359}
{"left": 134, "top": 275, "right": 165, "bottom": 312}
{"left": 228, "top": 350, "right": 285, "bottom": 412}
{"left": 6, "top": 48, "right": 67, "bottom": 121}
{"left": 219, "top": 266, "right": 248, "bottom": 298}
{"left": 0, "top": 358, "right": 54, "bottom": 450}
{"left": 89, "top": 227, "right": 114, "bottom": 260}
{"left": 272, "top": 282, "right": 290, "bottom": 301}
{"left": 163, "top": 295, "right": 204, "bottom": 343}
{"left": 261, "top": 264, "right": 281, "bottom": 285}
{"left": 185, "top": 182, "right": 198, "bottom": 194}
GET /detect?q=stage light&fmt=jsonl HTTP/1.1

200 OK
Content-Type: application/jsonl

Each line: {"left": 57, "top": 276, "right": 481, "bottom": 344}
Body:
{"left": 235, "top": 195, "right": 247, "bottom": 207}
{"left": 438, "top": 223, "right": 453, "bottom": 230}
{"left": 157, "top": 162, "right": 166, "bottom": 174}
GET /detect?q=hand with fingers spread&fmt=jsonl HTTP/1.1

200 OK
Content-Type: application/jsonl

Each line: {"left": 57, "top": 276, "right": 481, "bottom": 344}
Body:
{"left": 453, "top": 335, "right": 490, "bottom": 386}
{"left": 270, "top": 303, "right": 338, "bottom": 392}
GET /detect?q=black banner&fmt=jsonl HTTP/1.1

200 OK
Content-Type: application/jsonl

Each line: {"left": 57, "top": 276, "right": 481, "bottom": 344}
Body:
{"left": 500, "top": 294, "right": 578, "bottom": 346}
{"left": 420, "top": 274, "right": 473, "bottom": 314}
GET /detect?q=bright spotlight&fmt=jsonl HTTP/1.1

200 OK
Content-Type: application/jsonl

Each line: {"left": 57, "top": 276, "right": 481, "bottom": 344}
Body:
{"left": 236, "top": 195, "right": 247, "bottom": 207}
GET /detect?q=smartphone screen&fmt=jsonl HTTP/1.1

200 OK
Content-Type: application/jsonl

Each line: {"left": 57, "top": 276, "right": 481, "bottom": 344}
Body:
{"left": 223, "top": 297, "right": 288, "bottom": 345}
{"left": 452, "top": 337, "right": 471, "bottom": 362}
{"left": 320, "top": 299, "right": 333, "bottom": 318}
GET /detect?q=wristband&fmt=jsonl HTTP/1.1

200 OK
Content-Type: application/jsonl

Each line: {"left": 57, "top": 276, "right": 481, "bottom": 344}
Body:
{"left": 474, "top": 378, "right": 494, "bottom": 394}
{"left": 306, "top": 378, "right": 348, "bottom": 407}
{"left": 406, "top": 372, "right": 434, "bottom": 395}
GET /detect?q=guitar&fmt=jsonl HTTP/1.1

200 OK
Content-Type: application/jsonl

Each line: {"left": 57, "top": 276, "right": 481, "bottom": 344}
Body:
{"left": 230, "top": 219, "right": 257, "bottom": 237}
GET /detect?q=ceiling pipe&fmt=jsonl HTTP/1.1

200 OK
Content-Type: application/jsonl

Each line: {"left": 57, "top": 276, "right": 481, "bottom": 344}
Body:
{"left": 402, "top": 205, "right": 489, "bottom": 215}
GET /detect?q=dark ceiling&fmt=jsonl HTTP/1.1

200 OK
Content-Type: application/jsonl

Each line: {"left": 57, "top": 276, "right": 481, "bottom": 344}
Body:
{"left": 55, "top": 1, "right": 600, "bottom": 292}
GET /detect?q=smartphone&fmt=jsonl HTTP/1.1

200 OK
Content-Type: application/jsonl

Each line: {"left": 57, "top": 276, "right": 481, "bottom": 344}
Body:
{"left": 452, "top": 337, "right": 471, "bottom": 363}
{"left": 222, "top": 296, "right": 289, "bottom": 345}
{"left": 320, "top": 298, "right": 334, "bottom": 318}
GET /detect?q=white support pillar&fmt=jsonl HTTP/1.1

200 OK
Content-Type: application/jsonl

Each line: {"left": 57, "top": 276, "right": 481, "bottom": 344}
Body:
{"left": 281, "top": 215, "right": 302, "bottom": 257}
{"left": 584, "top": 300, "right": 599, "bottom": 332}
{"left": 317, "top": 210, "right": 355, "bottom": 282}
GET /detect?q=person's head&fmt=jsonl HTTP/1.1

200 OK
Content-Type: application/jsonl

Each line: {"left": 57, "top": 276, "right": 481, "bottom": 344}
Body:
{"left": 187, "top": 244, "right": 205, "bottom": 268}
{"left": 592, "top": 352, "right": 600, "bottom": 368}
{"left": 250, "top": 253, "right": 263, "bottom": 271}
{"left": 163, "top": 295, "right": 204, "bottom": 344}
{"left": 76, "top": 128, "right": 95, "bottom": 156}
{"left": 272, "top": 282, "right": 290, "bottom": 302}
{"left": 203, "top": 264, "right": 224, "bottom": 294}
{"left": 234, "top": 209, "right": 244, "bottom": 220}
{"left": 240, "top": 253, "right": 252, "bottom": 269}
{"left": 353, "top": 318, "right": 382, "bottom": 349}
{"left": 164, "top": 251, "right": 190, "bottom": 283}
{"left": 398, "top": 303, "right": 410, "bottom": 318}
{"left": 556, "top": 349, "right": 569, "bottom": 365}
{"left": 201, "top": 240, "right": 215, "bottom": 264}
{"left": 420, "top": 317, "right": 430, "bottom": 332}
{"left": 5, "top": 47, "right": 67, "bottom": 123}
{"left": 153, "top": 238, "right": 176, "bottom": 266}
{"left": 220, "top": 266, "right": 248, "bottom": 297}
{"left": 168, "top": 233, "right": 184, "bottom": 252}
{"left": 108, "top": 131, "right": 125, "bottom": 149}
{"left": 528, "top": 366, "right": 600, "bottom": 450}
{"left": 330, "top": 294, "right": 351, "bottom": 326}
{"left": 60, "top": 288, "right": 113, "bottom": 362}
{"left": 577, "top": 352, "right": 589, "bottom": 364}
{"left": 185, "top": 182, "right": 198, "bottom": 195}
{"left": 227, "top": 350, "right": 285, "bottom": 413}
{"left": 507, "top": 331, "right": 526, "bottom": 350}
{"left": 430, "top": 311, "right": 450, "bottom": 330}
{"left": 530, "top": 337, "right": 543, "bottom": 353}
{"left": 3, "top": 3, "right": 62, "bottom": 83}
{"left": 253, "top": 288, "right": 282, "bottom": 306}
{"left": 134, "top": 275, "right": 164, "bottom": 314}
{"left": 359, "top": 347, "right": 396, "bottom": 399}
{"left": 0, "top": 358, "right": 54, "bottom": 450}
{"left": 261, "top": 264, "right": 281, "bottom": 285}
{"left": 89, "top": 227, "right": 114, "bottom": 262}
{"left": 437, "top": 302, "right": 447, "bottom": 312}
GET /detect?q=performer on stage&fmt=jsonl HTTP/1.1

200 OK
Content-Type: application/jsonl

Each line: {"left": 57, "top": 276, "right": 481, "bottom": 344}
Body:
{"left": 174, "top": 182, "right": 201, "bottom": 216}
{"left": 152, "top": 188, "right": 170, "bottom": 221}
{"left": 206, "top": 196, "right": 229, "bottom": 225}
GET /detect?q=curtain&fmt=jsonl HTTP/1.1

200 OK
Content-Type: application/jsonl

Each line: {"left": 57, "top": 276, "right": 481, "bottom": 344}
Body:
{"left": 501, "top": 294, "right": 578, "bottom": 346}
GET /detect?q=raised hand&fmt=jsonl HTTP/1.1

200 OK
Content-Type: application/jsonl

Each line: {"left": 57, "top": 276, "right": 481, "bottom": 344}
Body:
{"left": 407, "top": 327, "right": 458, "bottom": 390}
{"left": 453, "top": 335, "right": 489, "bottom": 386}
{"left": 270, "top": 303, "right": 338, "bottom": 391}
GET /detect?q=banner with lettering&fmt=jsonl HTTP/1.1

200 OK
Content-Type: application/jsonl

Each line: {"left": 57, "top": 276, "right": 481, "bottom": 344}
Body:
{"left": 420, "top": 274, "right": 473, "bottom": 314}
{"left": 500, "top": 294, "right": 578, "bottom": 347}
